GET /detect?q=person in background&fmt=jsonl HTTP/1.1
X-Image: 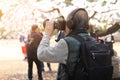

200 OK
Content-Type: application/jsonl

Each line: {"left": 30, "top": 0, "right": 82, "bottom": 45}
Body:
{"left": 46, "top": 63, "right": 52, "bottom": 71}
{"left": 19, "top": 34, "right": 27, "bottom": 61}
{"left": 26, "top": 24, "right": 43, "bottom": 80}
{"left": 37, "top": 8, "right": 90, "bottom": 80}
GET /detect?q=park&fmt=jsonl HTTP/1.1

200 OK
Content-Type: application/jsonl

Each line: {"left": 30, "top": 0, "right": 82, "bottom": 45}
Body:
{"left": 0, "top": 0, "right": 120, "bottom": 80}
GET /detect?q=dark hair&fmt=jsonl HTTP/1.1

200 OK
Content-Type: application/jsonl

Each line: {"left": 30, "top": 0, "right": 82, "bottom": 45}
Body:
{"left": 66, "top": 8, "right": 89, "bottom": 30}
{"left": 31, "top": 24, "right": 38, "bottom": 32}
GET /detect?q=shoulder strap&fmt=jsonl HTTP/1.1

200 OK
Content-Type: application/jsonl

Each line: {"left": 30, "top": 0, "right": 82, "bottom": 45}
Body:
{"left": 70, "top": 35, "right": 88, "bottom": 68}
{"left": 70, "top": 35, "right": 84, "bottom": 42}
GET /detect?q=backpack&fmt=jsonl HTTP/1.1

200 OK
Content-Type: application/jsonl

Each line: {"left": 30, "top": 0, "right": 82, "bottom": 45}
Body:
{"left": 71, "top": 35, "right": 113, "bottom": 80}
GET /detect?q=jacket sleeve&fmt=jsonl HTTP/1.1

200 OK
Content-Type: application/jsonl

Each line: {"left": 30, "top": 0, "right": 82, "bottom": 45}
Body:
{"left": 37, "top": 35, "right": 68, "bottom": 64}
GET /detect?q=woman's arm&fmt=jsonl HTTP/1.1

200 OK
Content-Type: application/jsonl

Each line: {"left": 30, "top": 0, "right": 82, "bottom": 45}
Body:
{"left": 37, "top": 35, "right": 68, "bottom": 64}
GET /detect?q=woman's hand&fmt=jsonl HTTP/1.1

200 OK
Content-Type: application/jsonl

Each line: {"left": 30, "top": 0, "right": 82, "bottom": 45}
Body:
{"left": 45, "top": 20, "right": 55, "bottom": 36}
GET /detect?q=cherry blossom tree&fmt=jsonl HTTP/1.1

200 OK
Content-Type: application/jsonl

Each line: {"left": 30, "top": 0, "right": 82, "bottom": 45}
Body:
{"left": 0, "top": 0, "right": 119, "bottom": 39}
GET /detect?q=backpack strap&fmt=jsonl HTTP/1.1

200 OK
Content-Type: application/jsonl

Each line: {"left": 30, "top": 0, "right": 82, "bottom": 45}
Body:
{"left": 70, "top": 35, "right": 90, "bottom": 80}
{"left": 70, "top": 35, "right": 89, "bottom": 69}
{"left": 64, "top": 35, "right": 86, "bottom": 80}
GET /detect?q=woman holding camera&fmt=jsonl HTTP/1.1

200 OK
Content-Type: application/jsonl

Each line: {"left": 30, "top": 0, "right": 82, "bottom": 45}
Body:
{"left": 37, "top": 8, "right": 90, "bottom": 80}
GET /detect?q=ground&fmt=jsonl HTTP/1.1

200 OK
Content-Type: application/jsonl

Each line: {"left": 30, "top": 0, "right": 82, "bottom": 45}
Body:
{"left": 0, "top": 60, "right": 58, "bottom": 80}
{"left": 0, "top": 39, "right": 120, "bottom": 80}
{"left": 0, "top": 39, "right": 58, "bottom": 80}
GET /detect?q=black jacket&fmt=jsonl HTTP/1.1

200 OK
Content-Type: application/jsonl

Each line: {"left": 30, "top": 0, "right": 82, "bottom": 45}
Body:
{"left": 27, "top": 32, "right": 42, "bottom": 59}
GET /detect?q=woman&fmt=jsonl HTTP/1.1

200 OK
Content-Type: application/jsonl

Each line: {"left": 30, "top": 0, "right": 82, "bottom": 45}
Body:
{"left": 37, "top": 8, "right": 90, "bottom": 80}
{"left": 27, "top": 24, "right": 43, "bottom": 80}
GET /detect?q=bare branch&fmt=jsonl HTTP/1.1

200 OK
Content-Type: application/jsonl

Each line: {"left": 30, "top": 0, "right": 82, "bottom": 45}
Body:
{"left": 89, "top": 8, "right": 119, "bottom": 20}
{"left": 89, "top": 11, "right": 97, "bottom": 20}
{"left": 39, "top": 8, "right": 61, "bottom": 13}
{"left": 96, "top": 23, "right": 120, "bottom": 37}
{"left": 100, "top": 9, "right": 119, "bottom": 13}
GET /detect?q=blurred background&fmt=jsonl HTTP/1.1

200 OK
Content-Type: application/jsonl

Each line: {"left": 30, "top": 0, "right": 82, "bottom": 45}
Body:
{"left": 0, "top": 0, "right": 120, "bottom": 40}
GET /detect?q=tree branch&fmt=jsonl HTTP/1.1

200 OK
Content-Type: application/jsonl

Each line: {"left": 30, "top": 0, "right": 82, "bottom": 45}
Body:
{"left": 89, "top": 11, "right": 97, "bottom": 20}
{"left": 39, "top": 8, "right": 61, "bottom": 14}
{"left": 89, "top": 8, "right": 119, "bottom": 20}
{"left": 96, "top": 23, "right": 120, "bottom": 37}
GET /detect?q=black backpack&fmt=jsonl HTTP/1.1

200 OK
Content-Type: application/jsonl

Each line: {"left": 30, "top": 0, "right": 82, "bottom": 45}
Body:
{"left": 71, "top": 35, "right": 113, "bottom": 80}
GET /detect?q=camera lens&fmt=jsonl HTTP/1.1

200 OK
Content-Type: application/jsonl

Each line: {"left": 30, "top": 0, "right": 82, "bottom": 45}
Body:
{"left": 54, "top": 16, "right": 66, "bottom": 30}
{"left": 43, "top": 16, "right": 66, "bottom": 30}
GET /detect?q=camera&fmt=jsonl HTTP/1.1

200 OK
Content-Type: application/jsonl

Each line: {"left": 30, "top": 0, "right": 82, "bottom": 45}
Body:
{"left": 54, "top": 16, "right": 66, "bottom": 30}
{"left": 43, "top": 16, "right": 66, "bottom": 30}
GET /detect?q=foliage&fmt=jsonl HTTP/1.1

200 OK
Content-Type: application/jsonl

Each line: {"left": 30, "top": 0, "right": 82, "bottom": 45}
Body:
{"left": 0, "top": 0, "right": 119, "bottom": 39}
{"left": 0, "top": 9, "right": 2, "bottom": 20}
{"left": 0, "top": 27, "right": 6, "bottom": 39}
